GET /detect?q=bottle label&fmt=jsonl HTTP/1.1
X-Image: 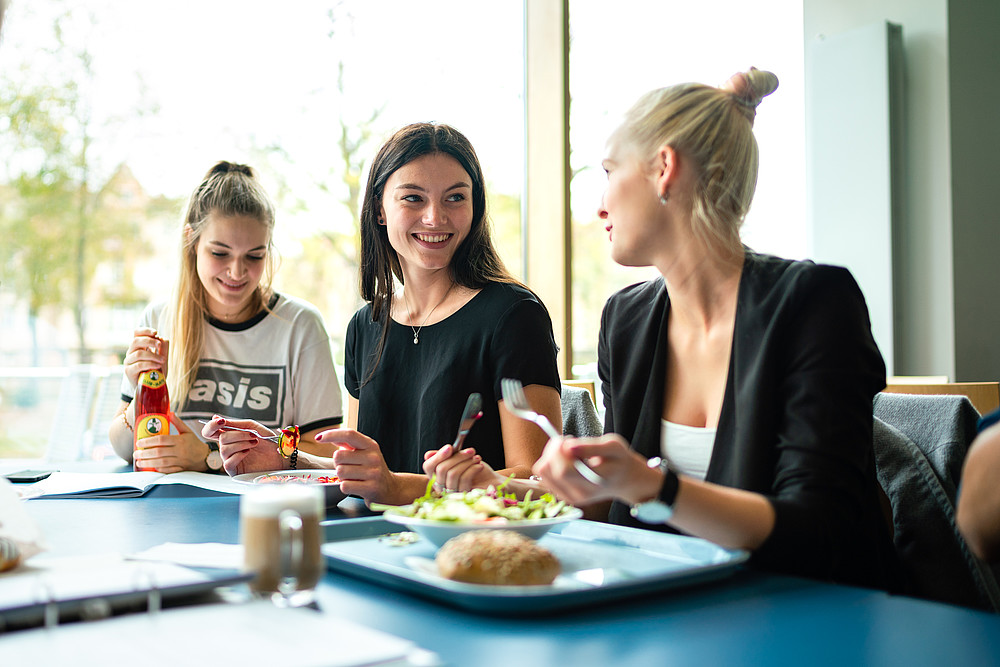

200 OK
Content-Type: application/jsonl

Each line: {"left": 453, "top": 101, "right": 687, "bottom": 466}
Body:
{"left": 136, "top": 413, "right": 169, "bottom": 441}
{"left": 140, "top": 370, "right": 166, "bottom": 389}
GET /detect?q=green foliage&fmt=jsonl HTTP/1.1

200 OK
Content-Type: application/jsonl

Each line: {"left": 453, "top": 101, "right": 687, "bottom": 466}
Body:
{"left": 0, "top": 3, "right": 175, "bottom": 362}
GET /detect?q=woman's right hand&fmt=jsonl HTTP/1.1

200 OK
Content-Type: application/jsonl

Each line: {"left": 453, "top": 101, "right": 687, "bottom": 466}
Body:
{"left": 123, "top": 327, "right": 166, "bottom": 390}
{"left": 533, "top": 433, "right": 652, "bottom": 506}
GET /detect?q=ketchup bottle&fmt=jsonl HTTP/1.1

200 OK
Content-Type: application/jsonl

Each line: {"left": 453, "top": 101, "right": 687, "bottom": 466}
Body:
{"left": 134, "top": 338, "right": 170, "bottom": 472}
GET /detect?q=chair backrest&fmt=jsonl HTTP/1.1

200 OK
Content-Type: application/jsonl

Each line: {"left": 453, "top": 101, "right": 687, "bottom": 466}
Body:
{"left": 45, "top": 366, "right": 99, "bottom": 462}
{"left": 873, "top": 392, "right": 1000, "bottom": 611}
{"left": 43, "top": 365, "right": 126, "bottom": 461}
{"left": 82, "top": 365, "right": 125, "bottom": 460}
{"left": 561, "top": 384, "right": 602, "bottom": 438}
{"left": 882, "top": 381, "right": 1000, "bottom": 417}
{"left": 562, "top": 379, "right": 596, "bottom": 405}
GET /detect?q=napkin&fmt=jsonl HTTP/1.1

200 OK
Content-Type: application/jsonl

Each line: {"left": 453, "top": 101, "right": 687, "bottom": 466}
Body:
{"left": 0, "top": 477, "right": 47, "bottom": 570}
{"left": 128, "top": 541, "right": 244, "bottom": 570}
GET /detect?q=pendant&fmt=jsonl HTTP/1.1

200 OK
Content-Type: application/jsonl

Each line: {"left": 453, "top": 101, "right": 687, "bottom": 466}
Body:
{"left": 413, "top": 333, "right": 419, "bottom": 345}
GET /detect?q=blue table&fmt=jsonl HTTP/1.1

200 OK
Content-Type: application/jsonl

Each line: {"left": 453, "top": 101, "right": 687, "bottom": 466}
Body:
{"left": 19, "top": 484, "right": 1000, "bottom": 666}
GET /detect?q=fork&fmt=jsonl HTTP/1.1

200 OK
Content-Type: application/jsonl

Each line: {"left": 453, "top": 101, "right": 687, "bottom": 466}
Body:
{"left": 500, "top": 378, "right": 603, "bottom": 485}
{"left": 197, "top": 419, "right": 281, "bottom": 443}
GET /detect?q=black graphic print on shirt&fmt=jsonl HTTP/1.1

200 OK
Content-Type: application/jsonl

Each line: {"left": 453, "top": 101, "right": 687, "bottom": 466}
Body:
{"left": 180, "top": 358, "right": 286, "bottom": 427}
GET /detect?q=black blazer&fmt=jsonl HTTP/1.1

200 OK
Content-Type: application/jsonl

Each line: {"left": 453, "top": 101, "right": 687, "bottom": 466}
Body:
{"left": 600, "top": 251, "right": 895, "bottom": 590}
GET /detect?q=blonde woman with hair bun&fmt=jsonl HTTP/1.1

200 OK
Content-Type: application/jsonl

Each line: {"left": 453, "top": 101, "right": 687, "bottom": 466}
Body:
{"left": 525, "top": 68, "right": 896, "bottom": 590}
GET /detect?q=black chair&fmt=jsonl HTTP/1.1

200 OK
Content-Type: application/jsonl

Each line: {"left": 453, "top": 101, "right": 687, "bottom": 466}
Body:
{"left": 873, "top": 392, "right": 1000, "bottom": 611}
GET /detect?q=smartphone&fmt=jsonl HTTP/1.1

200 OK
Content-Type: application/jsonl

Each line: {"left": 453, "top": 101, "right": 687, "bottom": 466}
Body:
{"left": 3, "top": 469, "right": 55, "bottom": 483}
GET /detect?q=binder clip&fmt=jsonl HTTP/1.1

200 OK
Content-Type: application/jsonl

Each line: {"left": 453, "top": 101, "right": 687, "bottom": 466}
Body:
{"left": 30, "top": 577, "right": 58, "bottom": 629}
{"left": 133, "top": 565, "right": 161, "bottom": 615}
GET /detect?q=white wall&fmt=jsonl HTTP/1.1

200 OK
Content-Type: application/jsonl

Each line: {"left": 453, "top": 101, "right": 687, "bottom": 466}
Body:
{"left": 806, "top": 21, "right": 902, "bottom": 375}
{"left": 804, "top": 0, "right": 955, "bottom": 378}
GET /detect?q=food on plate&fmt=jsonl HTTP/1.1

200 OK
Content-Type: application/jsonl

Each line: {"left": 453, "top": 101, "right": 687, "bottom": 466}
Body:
{"left": 379, "top": 531, "right": 421, "bottom": 547}
{"left": 255, "top": 473, "right": 339, "bottom": 485}
{"left": 373, "top": 480, "right": 574, "bottom": 523}
{"left": 435, "top": 529, "right": 560, "bottom": 585}
{"left": 0, "top": 536, "right": 22, "bottom": 573}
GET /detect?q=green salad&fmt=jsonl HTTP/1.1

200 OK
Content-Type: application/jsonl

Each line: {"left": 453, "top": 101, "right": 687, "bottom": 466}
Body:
{"left": 373, "top": 479, "right": 572, "bottom": 523}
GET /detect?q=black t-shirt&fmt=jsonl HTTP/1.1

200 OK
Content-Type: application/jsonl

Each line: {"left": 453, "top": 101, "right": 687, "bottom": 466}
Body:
{"left": 344, "top": 282, "right": 561, "bottom": 474}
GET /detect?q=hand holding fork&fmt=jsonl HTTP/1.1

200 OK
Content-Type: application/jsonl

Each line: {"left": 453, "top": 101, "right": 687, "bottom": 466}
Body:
{"left": 501, "top": 378, "right": 603, "bottom": 485}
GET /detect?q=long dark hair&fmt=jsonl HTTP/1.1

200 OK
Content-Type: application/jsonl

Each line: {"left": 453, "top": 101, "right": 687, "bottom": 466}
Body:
{"left": 358, "top": 123, "right": 520, "bottom": 379}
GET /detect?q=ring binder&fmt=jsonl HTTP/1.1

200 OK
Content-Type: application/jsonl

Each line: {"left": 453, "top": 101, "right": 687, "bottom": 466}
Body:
{"left": 0, "top": 556, "right": 250, "bottom": 632}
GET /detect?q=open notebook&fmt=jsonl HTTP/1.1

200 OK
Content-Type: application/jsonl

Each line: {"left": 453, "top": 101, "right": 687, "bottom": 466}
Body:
{"left": 18, "top": 471, "right": 248, "bottom": 499}
{"left": 0, "top": 553, "right": 249, "bottom": 629}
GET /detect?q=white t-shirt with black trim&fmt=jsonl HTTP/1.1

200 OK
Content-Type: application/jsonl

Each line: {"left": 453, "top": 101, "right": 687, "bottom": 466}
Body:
{"left": 121, "top": 293, "right": 344, "bottom": 438}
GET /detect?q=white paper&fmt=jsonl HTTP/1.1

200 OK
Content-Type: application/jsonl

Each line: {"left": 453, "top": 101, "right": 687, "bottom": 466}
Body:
{"left": 0, "top": 599, "right": 440, "bottom": 666}
{"left": 0, "top": 477, "right": 47, "bottom": 562}
{"left": 129, "top": 542, "right": 244, "bottom": 570}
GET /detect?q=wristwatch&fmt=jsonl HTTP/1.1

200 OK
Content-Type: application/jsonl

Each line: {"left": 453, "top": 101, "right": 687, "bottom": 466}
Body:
{"left": 629, "top": 457, "right": 680, "bottom": 524}
{"left": 205, "top": 443, "right": 224, "bottom": 472}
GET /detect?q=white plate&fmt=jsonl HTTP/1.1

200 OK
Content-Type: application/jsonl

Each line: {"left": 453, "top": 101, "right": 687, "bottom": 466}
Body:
{"left": 381, "top": 507, "right": 584, "bottom": 547}
{"left": 232, "top": 470, "right": 346, "bottom": 506}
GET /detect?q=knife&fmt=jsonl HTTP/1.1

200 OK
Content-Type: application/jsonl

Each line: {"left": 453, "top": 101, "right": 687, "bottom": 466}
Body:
{"left": 451, "top": 393, "right": 483, "bottom": 450}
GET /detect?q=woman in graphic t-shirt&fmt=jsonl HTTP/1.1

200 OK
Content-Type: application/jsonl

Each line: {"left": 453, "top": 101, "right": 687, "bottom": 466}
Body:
{"left": 111, "top": 162, "right": 343, "bottom": 473}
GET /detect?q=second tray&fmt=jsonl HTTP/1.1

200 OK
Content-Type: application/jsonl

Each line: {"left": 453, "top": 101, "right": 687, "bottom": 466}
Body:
{"left": 321, "top": 516, "right": 748, "bottom": 614}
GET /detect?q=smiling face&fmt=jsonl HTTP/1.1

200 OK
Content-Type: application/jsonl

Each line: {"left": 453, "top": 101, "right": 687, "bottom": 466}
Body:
{"left": 194, "top": 213, "right": 270, "bottom": 321}
{"left": 598, "top": 136, "right": 663, "bottom": 267}
{"left": 379, "top": 153, "right": 474, "bottom": 278}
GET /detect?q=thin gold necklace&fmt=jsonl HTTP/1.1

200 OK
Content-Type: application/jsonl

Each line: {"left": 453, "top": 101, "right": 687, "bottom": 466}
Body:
{"left": 402, "top": 282, "right": 454, "bottom": 345}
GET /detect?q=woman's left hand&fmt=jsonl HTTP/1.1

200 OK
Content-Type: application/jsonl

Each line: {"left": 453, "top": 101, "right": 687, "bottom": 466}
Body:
{"left": 423, "top": 444, "right": 502, "bottom": 492}
{"left": 132, "top": 413, "right": 211, "bottom": 473}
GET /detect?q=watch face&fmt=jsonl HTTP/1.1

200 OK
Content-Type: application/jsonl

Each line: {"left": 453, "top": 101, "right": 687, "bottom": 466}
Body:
{"left": 206, "top": 449, "right": 224, "bottom": 470}
{"left": 631, "top": 500, "right": 674, "bottom": 525}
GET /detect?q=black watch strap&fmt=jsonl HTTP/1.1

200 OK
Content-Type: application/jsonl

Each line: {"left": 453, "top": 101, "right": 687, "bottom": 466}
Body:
{"left": 648, "top": 456, "right": 680, "bottom": 506}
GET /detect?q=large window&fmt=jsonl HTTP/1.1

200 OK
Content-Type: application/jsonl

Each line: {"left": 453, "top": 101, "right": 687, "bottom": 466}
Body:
{"left": 567, "top": 0, "right": 806, "bottom": 377}
{"left": 0, "top": 1, "right": 806, "bottom": 459}
{"left": 0, "top": 0, "right": 525, "bottom": 457}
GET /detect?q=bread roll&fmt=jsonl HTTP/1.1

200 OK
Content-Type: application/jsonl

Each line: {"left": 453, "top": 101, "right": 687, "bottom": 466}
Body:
{"left": 0, "top": 536, "right": 22, "bottom": 573}
{"left": 436, "top": 529, "right": 560, "bottom": 586}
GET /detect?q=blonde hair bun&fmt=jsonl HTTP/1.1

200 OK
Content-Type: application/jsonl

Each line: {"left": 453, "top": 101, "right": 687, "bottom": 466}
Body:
{"left": 721, "top": 67, "right": 779, "bottom": 123}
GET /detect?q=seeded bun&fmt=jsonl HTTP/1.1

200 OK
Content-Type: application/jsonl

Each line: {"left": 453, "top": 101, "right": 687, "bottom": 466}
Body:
{"left": 435, "top": 529, "right": 560, "bottom": 586}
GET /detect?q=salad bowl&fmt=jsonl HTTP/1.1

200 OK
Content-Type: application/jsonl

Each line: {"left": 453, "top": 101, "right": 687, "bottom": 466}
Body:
{"left": 382, "top": 509, "right": 583, "bottom": 547}
{"left": 376, "top": 486, "right": 583, "bottom": 547}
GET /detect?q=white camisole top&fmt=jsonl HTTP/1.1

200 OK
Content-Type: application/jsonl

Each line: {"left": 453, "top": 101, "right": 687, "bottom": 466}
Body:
{"left": 659, "top": 420, "right": 717, "bottom": 481}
